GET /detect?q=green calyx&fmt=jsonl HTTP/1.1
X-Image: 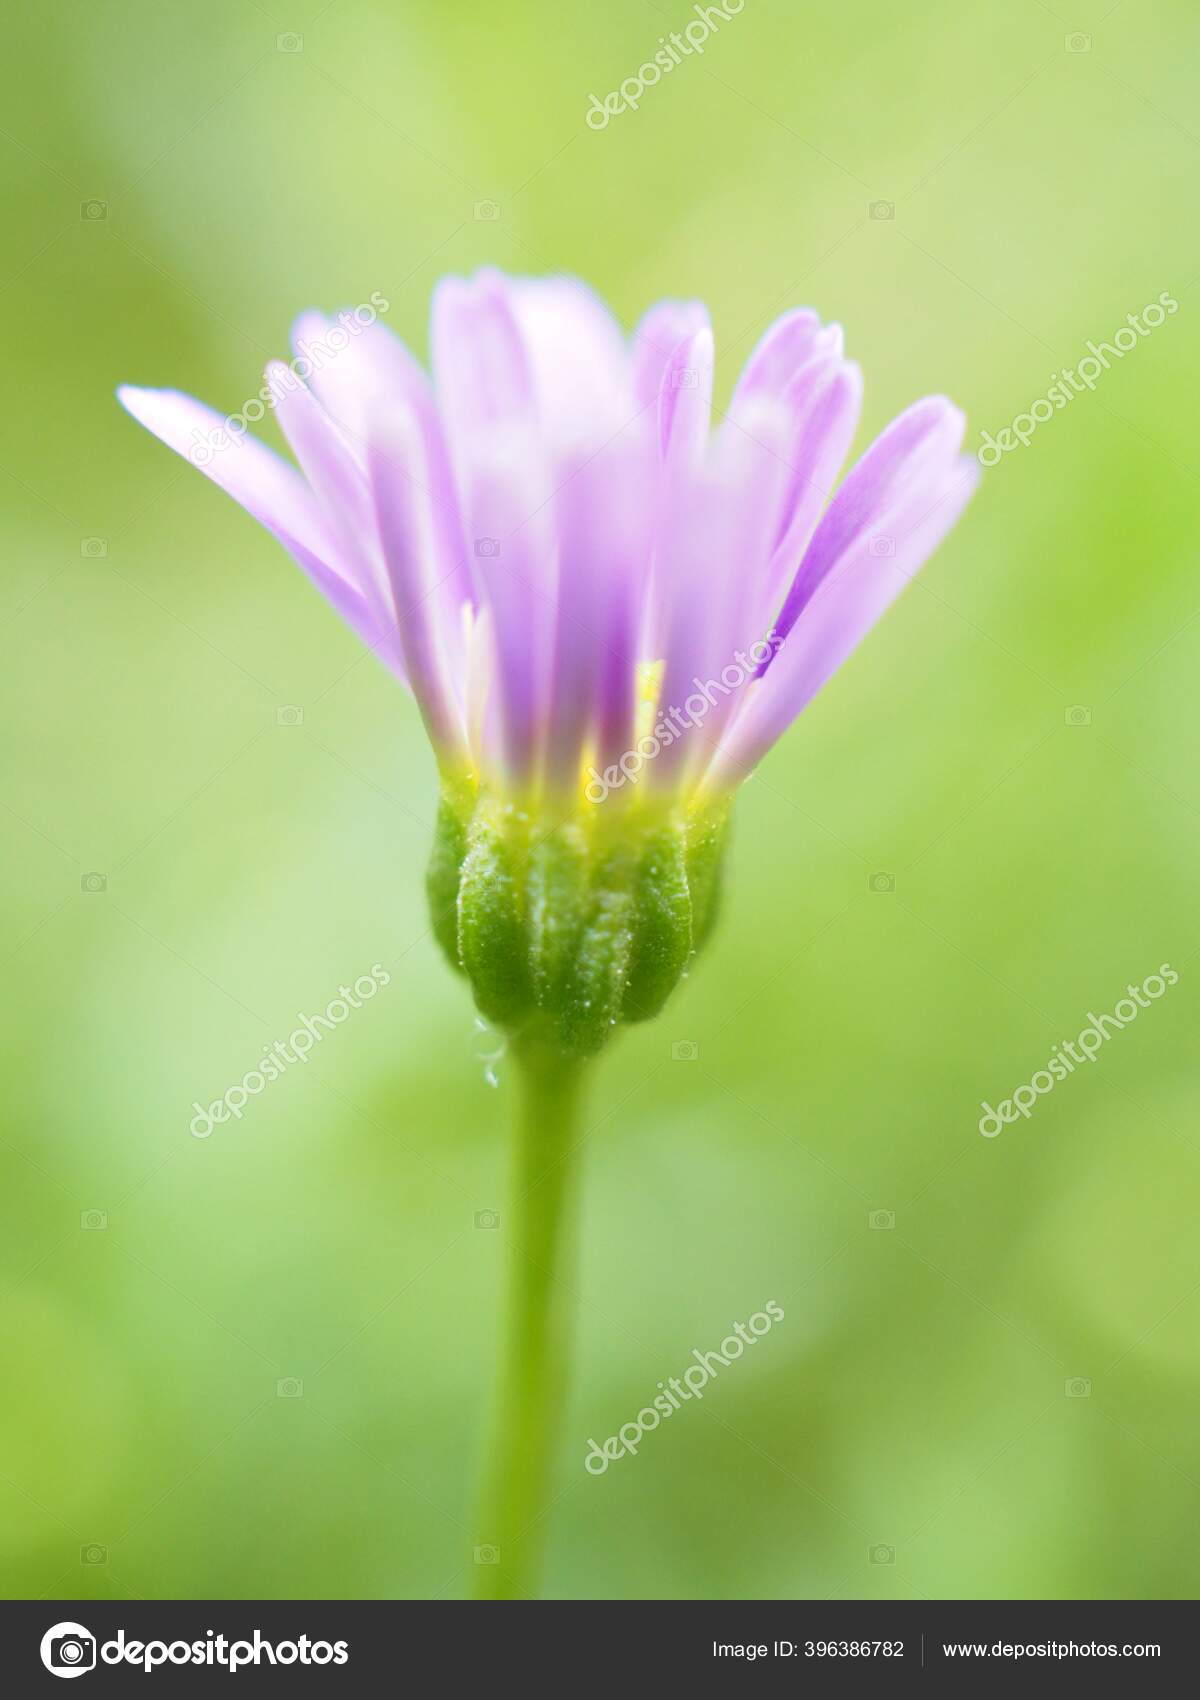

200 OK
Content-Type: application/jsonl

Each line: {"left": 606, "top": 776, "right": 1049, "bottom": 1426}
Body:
{"left": 426, "top": 782, "right": 732, "bottom": 1057}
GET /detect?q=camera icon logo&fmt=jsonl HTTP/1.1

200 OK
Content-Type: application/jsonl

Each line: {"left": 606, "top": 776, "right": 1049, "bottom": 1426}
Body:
{"left": 1064, "top": 704, "right": 1091, "bottom": 727}
{"left": 276, "top": 705, "right": 304, "bottom": 726}
{"left": 40, "top": 1621, "right": 96, "bottom": 1677}
{"left": 474, "top": 1544, "right": 501, "bottom": 1564}
{"left": 1065, "top": 32, "right": 1091, "bottom": 53}
{"left": 473, "top": 200, "right": 502, "bottom": 221}
{"left": 80, "top": 537, "right": 108, "bottom": 558}
{"left": 869, "top": 1543, "right": 896, "bottom": 1564}
{"left": 277, "top": 32, "right": 304, "bottom": 52}
{"left": 868, "top": 535, "right": 895, "bottom": 558}
{"left": 80, "top": 1544, "right": 107, "bottom": 1565}
{"left": 80, "top": 1210, "right": 107, "bottom": 1231}
{"left": 276, "top": 1377, "right": 303, "bottom": 1398}
{"left": 671, "top": 367, "right": 699, "bottom": 389}
{"left": 869, "top": 1209, "right": 895, "bottom": 1231}
{"left": 474, "top": 537, "right": 501, "bottom": 558}
{"left": 474, "top": 1209, "right": 501, "bottom": 1230}
{"left": 671, "top": 1040, "right": 699, "bottom": 1060}
{"left": 868, "top": 871, "right": 895, "bottom": 894}
{"left": 80, "top": 200, "right": 107, "bottom": 221}
{"left": 81, "top": 873, "right": 107, "bottom": 894}
{"left": 1065, "top": 1376, "right": 1092, "bottom": 1397}
{"left": 869, "top": 201, "right": 894, "bottom": 220}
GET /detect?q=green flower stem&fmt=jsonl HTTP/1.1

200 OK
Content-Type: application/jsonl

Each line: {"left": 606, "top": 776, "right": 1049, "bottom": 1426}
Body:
{"left": 473, "top": 1030, "right": 589, "bottom": 1600}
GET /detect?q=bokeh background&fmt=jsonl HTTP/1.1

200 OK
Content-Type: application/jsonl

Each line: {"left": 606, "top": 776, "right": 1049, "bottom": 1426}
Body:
{"left": 2, "top": 0, "right": 1198, "bottom": 1602}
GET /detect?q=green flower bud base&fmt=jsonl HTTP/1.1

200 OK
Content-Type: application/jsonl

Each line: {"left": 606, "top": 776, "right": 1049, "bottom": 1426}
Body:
{"left": 427, "top": 784, "right": 732, "bottom": 1057}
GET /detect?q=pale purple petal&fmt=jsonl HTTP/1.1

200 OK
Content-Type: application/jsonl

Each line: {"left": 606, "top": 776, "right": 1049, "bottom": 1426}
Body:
{"left": 652, "top": 398, "right": 793, "bottom": 793}
{"left": 267, "top": 362, "right": 383, "bottom": 584}
{"left": 546, "top": 419, "right": 656, "bottom": 789}
{"left": 766, "top": 359, "right": 863, "bottom": 567}
{"left": 730, "top": 308, "right": 842, "bottom": 415}
{"left": 461, "top": 435, "right": 555, "bottom": 790}
{"left": 289, "top": 311, "right": 420, "bottom": 443}
{"left": 658, "top": 323, "right": 714, "bottom": 470}
{"left": 744, "top": 358, "right": 864, "bottom": 647}
{"left": 115, "top": 383, "right": 398, "bottom": 668}
{"left": 290, "top": 313, "right": 475, "bottom": 656}
{"left": 505, "top": 274, "right": 632, "bottom": 455}
{"left": 631, "top": 300, "right": 709, "bottom": 419}
{"left": 766, "top": 395, "right": 966, "bottom": 658}
{"left": 431, "top": 270, "right": 542, "bottom": 473}
{"left": 367, "top": 407, "right": 468, "bottom": 765}
{"left": 706, "top": 456, "right": 981, "bottom": 790}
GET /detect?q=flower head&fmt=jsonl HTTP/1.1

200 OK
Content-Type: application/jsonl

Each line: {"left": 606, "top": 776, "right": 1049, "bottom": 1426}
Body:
{"left": 119, "top": 269, "right": 977, "bottom": 1050}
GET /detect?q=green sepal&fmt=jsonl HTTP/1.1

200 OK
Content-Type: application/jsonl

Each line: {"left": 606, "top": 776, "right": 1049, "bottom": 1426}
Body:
{"left": 527, "top": 821, "right": 590, "bottom": 1011}
{"left": 455, "top": 796, "right": 535, "bottom": 1025}
{"left": 426, "top": 792, "right": 470, "bottom": 972}
{"left": 621, "top": 825, "right": 692, "bottom": 1024}
{"left": 553, "top": 847, "right": 635, "bottom": 1056}
{"left": 684, "top": 798, "right": 731, "bottom": 953}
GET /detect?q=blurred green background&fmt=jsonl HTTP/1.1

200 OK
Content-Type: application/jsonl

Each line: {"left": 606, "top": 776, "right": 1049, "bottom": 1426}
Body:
{"left": 2, "top": 0, "right": 1198, "bottom": 1602}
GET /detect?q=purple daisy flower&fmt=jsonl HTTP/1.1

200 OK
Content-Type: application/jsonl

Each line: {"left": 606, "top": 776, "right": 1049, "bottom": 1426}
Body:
{"left": 118, "top": 268, "right": 977, "bottom": 812}
{"left": 119, "top": 269, "right": 980, "bottom": 1599}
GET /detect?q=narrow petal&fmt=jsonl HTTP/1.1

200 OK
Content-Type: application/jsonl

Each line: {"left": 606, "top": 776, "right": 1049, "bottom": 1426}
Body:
{"left": 652, "top": 398, "right": 793, "bottom": 794}
{"left": 431, "top": 270, "right": 542, "bottom": 475}
{"left": 115, "top": 384, "right": 398, "bottom": 667}
{"left": 767, "top": 395, "right": 966, "bottom": 655}
{"left": 269, "top": 361, "right": 443, "bottom": 688}
{"left": 505, "top": 274, "right": 632, "bottom": 455}
{"left": 705, "top": 456, "right": 980, "bottom": 790}
{"left": 368, "top": 408, "right": 468, "bottom": 766}
{"left": 460, "top": 435, "right": 555, "bottom": 790}
{"left": 545, "top": 418, "right": 656, "bottom": 793}
{"left": 768, "top": 360, "right": 863, "bottom": 560}
{"left": 430, "top": 273, "right": 559, "bottom": 787}
{"left": 289, "top": 311, "right": 421, "bottom": 443}
{"left": 631, "top": 299, "right": 709, "bottom": 419}
{"left": 729, "top": 306, "right": 835, "bottom": 415}
{"left": 658, "top": 323, "right": 714, "bottom": 470}
{"left": 635, "top": 317, "right": 716, "bottom": 665}
{"left": 268, "top": 362, "right": 380, "bottom": 570}
{"left": 744, "top": 357, "right": 864, "bottom": 643}
{"left": 290, "top": 314, "right": 474, "bottom": 659}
